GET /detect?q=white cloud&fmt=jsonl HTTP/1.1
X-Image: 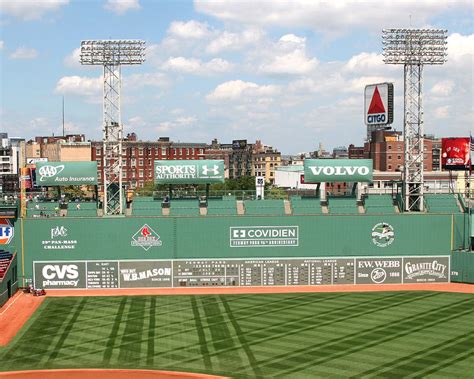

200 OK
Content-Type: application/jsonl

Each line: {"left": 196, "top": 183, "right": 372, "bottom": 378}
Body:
{"left": 447, "top": 33, "right": 474, "bottom": 61}
{"left": 9, "top": 47, "right": 38, "bottom": 60}
{"left": 343, "top": 52, "right": 385, "bottom": 73}
{"left": 64, "top": 48, "right": 81, "bottom": 68}
{"left": 206, "top": 80, "right": 281, "bottom": 102}
{"left": 0, "top": 40, "right": 4, "bottom": 50}
{"left": 0, "top": 0, "right": 69, "bottom": 21}
{"left": 431, "top": 80, "right": 455, "bottom": 97}
{"left": 434, "top": 105, "right": 450, "bottom": 119}
{"left": 257, "top": 34, "right": 317, "bottom": 75}
{"left": 104, "top": 0, "right": 141, "bottom": 15}
{"left": 167, "top": 20, "right": 211, "bottom": 39}
{"left": 162, "top": 57, "right": 233, "bottom": 74}
{"left": 195, "top": 0, "right": 470, "bottom": 34}
{"left": 55, "top": 75, "right": 101, "bottom": 97}
{"left": 157, "top": 115, "right": 197, "bottom": 133}
{"left": 259, "top": 49, "right": 317, "bottom": 75}
{"left": 206, "top": 28, "right": 263, "bottom": 54}
{"left": 124, "top": 72, "right": 169, "bottom": 89}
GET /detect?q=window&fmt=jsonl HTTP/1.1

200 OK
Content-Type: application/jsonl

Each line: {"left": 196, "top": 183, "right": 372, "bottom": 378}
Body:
{"left": 122, "top": 171, "right": 126, "bottom": 178}
{"left": 388, "top": 145, "right": 392, "bottom": 150}
{"left": 131, "top": 158, "right": 136, "bottom": 167}
{"left": 397, "top": 155, "right": 401, "bottom": 159}
{"left": 96, "top": 148, "right": 101, "bottom": 155}
{"left": 139, "top": 170, "right": 144, "bottom": 178}
{"left": 388, "top": 164, "right": 392, "bottom": 170}
{"left": 388, "top": 155, "right": 392, "bottom": 160}
{"left": 139, "top": 148, "right": 143, "bottom": 156}
{"left": 179, "top": 149, "right": 183, "bottom": 156}
{"left": 122, "top": 159, "right": 126, "bottom": 165}
{"left": 139, "top": 159, "right": 143, "bottom": 166}
{"left": 161, "top": 149, "right": 166, "bottom": 156}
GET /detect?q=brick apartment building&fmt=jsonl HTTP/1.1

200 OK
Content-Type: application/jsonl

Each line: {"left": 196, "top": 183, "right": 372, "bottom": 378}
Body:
{"left": 92, "top": 134, "right": 206, "bottom": 190}
{"left": 348, "top": 130, "right": 441, "bottom": 172}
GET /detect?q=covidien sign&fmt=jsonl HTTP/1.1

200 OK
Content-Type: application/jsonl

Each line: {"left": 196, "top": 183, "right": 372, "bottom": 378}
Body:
{"left": 304, "top": 159, "right": 373, "bottom": 183}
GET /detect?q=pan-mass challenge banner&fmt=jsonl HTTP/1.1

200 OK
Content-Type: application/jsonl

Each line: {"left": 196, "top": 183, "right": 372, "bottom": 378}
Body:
{"left": 33, "top": 256, "right": 449, "bottom": 289}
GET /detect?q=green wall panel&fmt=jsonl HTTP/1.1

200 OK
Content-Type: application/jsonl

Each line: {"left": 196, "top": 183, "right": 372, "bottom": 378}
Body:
{"left": 17, "top": 213, "right": 465, "bottom": 282}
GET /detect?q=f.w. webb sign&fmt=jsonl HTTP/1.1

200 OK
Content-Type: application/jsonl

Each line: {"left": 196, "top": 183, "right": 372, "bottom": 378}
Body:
{"left": 304, "top": 159, "right": 373, "bottom": 183}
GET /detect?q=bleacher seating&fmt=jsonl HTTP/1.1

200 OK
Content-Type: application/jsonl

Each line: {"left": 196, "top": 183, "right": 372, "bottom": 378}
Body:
{"left": 66, "top": 202, "right": 97, "bottom": 217}
{"left": 291, "top": 197, "right": 323, "bottom": 215}
{"left": 0, "top": 251, "right": 13, "bottom": 281}
{"left": 27, "top": 201, "right": 60, "bottom": 218}
{"left": 364, "top": 195, "right": 397, "bottom": 214}
{"left": 425, "top": 194, "right": 461, "bottom": 213}
{"left": 207, "top": 198, "right": 237, "bottom": 215}
{"left": 328, "top": 197, "right": 359, "bottom": 214}
{"left": 243, "top": 200, "right": 286, "bottom": 215}
{"left": 131, "top": 197, "right": 163, "bottom": 216}
{"left": 168, "top": 199, "right": 200, "bottom": 216}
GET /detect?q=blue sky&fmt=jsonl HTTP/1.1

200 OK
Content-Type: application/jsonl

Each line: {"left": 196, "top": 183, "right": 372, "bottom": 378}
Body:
{"left": 1, "top": 0, "right": 473, "bottom": 154}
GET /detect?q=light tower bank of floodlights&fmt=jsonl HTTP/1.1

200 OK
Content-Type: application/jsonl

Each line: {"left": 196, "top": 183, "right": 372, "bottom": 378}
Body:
{"left": 80, "top": 40, "right": 145, "bottom": 215}
{"left": 383, "top": 29, "right": 447, "bottom": 212}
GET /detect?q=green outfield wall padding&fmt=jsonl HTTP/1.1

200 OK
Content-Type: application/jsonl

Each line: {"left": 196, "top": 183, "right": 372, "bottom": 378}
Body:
{"left": 15, "top": 213, "right": 470, "bottom": 281}
{"left": 451, "top": 251, "right": 474, "bottom": 283}
{"left": 0, "top": 254, "right": 18, "bottom": 307}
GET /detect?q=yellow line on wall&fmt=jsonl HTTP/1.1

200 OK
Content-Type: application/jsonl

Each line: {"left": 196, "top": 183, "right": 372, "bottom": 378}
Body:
{"left": 21, "top": 218, "right": 25, "bottom": 287}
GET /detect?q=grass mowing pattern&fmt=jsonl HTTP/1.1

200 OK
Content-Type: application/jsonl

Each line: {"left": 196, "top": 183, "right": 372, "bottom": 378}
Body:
{"left": 0, "top": 291, "right": 473, "bottom": 378}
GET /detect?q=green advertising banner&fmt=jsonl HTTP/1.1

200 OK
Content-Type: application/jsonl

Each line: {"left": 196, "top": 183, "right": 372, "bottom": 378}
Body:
{"left": 304, "top": 159, "right": 373, "bottom": 183}
{"left": 154, "top": 160, "right": 225, "bottom": 184}
{"left": 35, "top": 162, "right": 98, "bottom": 186}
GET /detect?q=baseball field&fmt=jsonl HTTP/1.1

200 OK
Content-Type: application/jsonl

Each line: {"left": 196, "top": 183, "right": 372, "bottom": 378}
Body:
{"left": 0, "top": 291, "right": 473, "bottom": 378}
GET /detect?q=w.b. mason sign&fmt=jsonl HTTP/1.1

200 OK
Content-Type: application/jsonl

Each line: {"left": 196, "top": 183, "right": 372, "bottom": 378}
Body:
{"left": 304, "top": 159, "right": 373, "bottom": 183}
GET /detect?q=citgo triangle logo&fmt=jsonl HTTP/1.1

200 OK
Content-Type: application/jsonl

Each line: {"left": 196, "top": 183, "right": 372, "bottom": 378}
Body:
{"left": 368, "top": 86, "right": 386, "bottom": 114}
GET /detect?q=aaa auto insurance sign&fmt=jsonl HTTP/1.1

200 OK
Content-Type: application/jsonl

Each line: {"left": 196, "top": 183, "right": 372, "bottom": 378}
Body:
{"left": 364, "top": 83, "right": 394, "bottom": 125}
{"left": 304, "top": 159, "right": 373, "bottom": 183}
{"left": 154, "top": 160, "right": 225, "bottom": 184}
{"left": 35, "top": 161, "right": 98, "bottom": 186}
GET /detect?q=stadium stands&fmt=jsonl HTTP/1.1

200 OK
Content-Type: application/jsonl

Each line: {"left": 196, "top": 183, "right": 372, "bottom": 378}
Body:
{"left": 364, "top": 195, "right": 397, "bottom": 214}
{"left": 425, "top": 194, "right": 462, "bottom": 213}
{"left": 168, "top": 199, "right": 200, "bottom": 216}
{"left": 207, "top": 198, "right": 238, "bottom": 215}
{"left": 131, "top": 197, "right": 162, "bottom": 216}
{"left": 327, "top": 197, "right": 359, "bottom": 214}
{"left": 67, "top": 202, "right": 98, "bottom": 217}
{"left": 0, "top": 251, "right": 13, "bottom": 281}
{"left": 290, "top": 197, "right": 323, "bottom": 215}
{"left": 243, "top": 199, "right": 286, "bottom": 215}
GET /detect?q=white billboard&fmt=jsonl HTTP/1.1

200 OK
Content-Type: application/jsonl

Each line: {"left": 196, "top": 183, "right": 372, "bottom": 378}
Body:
{"left": 364, "top": 83, "right": 393, "bottom": 126}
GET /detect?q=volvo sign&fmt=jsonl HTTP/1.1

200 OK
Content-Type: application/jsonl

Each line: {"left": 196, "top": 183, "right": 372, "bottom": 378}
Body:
{"left": 304, "top": 159, "right": 373, "bottom": 183}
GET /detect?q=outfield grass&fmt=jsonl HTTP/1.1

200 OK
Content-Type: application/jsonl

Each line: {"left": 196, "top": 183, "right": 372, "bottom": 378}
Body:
{"left": 0, "top": 291, "right": 473, "bottom": 378}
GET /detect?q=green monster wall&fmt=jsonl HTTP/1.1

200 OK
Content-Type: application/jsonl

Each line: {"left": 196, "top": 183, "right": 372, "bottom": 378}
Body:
{"left": 12, "top": 213, "right": 468, "bottom": 282}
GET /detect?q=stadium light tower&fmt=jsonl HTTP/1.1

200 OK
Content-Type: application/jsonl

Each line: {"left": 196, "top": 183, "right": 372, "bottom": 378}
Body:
{"left": 383, "top": 29, "right": 447, "bottom": 212}
{"left": 80, "top": 40, "right": 145, "bottom": 215}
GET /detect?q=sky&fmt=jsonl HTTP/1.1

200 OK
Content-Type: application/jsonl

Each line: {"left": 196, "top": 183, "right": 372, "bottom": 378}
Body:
{"left": 0, "top": 0, "right": 473, "bottom": 155}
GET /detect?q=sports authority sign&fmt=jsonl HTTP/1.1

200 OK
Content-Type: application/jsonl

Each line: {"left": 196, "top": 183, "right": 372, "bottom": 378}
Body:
{"left": 364, "top": 83, "right": 394, "bottom": 125}
{"left": 304, "top": 159, "right": 373, "bottom": 183}
{"left": 154, "top": 160, "right": 224, "bottom": 184}
{"left": 35, "top": 161, "right": 98, "bottom": 186}
{"left": 230, "top": 226, "right": 299, "bottom": 247}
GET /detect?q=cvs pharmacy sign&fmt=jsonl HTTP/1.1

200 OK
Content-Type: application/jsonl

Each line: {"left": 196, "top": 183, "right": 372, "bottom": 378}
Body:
{"left": 304, "top": 159, "right": 373, "bottom": 183}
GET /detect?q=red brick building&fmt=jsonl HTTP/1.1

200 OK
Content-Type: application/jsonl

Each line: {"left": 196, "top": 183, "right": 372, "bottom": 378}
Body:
{"left": 91, "top": 134, "right": 206, "bottom": 190}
